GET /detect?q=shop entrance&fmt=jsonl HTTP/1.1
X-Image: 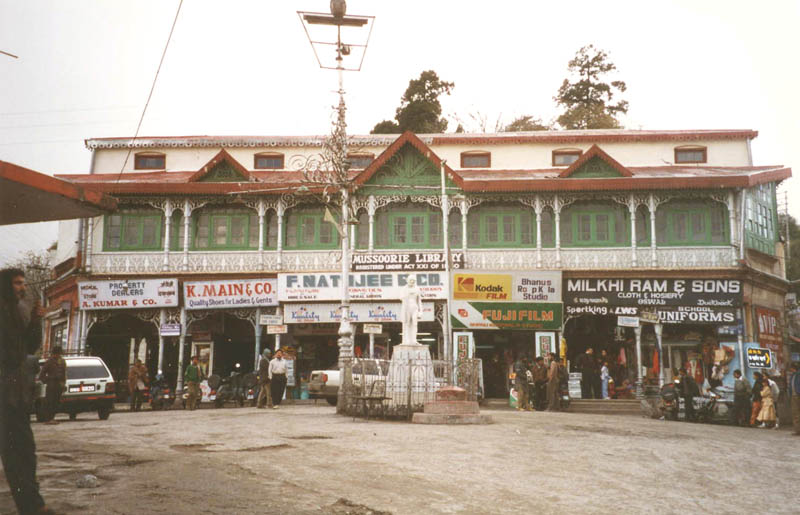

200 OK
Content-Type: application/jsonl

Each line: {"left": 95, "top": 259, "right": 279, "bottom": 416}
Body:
{"left": 564, "top": 315, "right": 637, "bottom": 394}
{"left": 187, "top": 312, "right": 255, "bottom": 377}
{"left": 472, "top": 330, "right": 540, "bottom": 399}
{"left": 85, "top": 313, "right": 158, "bottom": 400}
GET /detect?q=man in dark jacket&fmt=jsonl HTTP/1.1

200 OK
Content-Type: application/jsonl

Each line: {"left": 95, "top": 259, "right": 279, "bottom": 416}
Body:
{"left": 0, "top": 268, "right": 51, "bottom": 514}
{"left": 678, "top": 368, "right": 699, "bottom": 422}
{"left": 532, "top": 356, "right": 548, "bottom": 410}
{"left": 256, "top": 348, "right": 272, "bottom": 409}
{"left": 575, "top": 348, "right": 599, "bottom": 399}
{"left": 39, "top": 345, "right": 67, "bottom": 424}
{"left": 730, "top": 369, "right": 751, "bottom": 426}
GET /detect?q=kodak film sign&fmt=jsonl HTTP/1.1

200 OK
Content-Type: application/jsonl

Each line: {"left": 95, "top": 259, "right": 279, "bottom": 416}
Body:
{"left": 452, "top": 271, "right": 561, "bottom": 302}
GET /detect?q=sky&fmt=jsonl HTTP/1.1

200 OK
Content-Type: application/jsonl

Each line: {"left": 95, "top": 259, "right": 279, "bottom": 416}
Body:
{"left": 1, "top": 0, "right": 799, "bottom": 266}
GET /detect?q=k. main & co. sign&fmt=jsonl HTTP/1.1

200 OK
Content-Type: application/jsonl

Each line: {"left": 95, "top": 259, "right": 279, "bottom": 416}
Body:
{"left": 79, "top": 279, "right": 178, "bottom": 310}
{"left": 184, "top": 279, "right": 278, "bottom": 310}
{"left": 278, "top": 272, "right": 447, "bottom": 301}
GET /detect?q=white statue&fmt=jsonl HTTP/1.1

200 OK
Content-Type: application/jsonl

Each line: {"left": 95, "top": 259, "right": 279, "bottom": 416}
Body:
{"left": 401, "top": 277, "right": 423, "bottom": 345}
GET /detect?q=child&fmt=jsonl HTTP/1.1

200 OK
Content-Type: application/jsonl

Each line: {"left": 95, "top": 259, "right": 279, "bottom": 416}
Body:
{"left": 601, "top": 361, "right": 611, "bottom": 399}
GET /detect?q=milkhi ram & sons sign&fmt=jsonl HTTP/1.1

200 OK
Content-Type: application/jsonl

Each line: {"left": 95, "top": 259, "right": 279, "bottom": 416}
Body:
{"left": 450, "top": 271, "right": 562, "bottom": 330}
{"left": 79, "top": 279, "right": 179, "bottom": 309}
{"left": 183, "top": 279, "right": 278, "bottom": 310}
{"left": 563, "top": 278, "right": 742, "bottom": 324}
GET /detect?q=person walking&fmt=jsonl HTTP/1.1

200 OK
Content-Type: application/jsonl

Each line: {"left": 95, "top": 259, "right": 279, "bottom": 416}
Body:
{"left": 757, "top": 376, "right": 777, "bottom": 428}
{"left": 532, "top": 356, "right": 548, "bottom": 410}
{"left": 256, "top": 349, "right": 273, "bottom": 409}
{"left": 269, "top": 350, "right": 288, "bottom": 409}
{"left": 546, "top": 353, "right": 561, "bottom": 411}
{"left": 600, "top": 361, "right": 611, "bottom": 400}
{"left": 575, "top": 348, "right": 598, "bottom": 399}
{"left": 730, "top": 369, "right": 751, "bottom": 427}
{"left": 513, "top": 355, "right": 529, "bottom": 411}
{"left": 678, "top": 368, "right": 698, "bottom": 422}
{"left": 184, "top": 355, "right": 203, "bottom": 411}
{"left": 128, "top": 359, "right": 148, "bottom": 412}
{"left": 39, "top": 345, "right": 66, "bottom": 424}
{"left": 750, "top": 372, "right": 764, "bottom": 427}
{"left": 0, "top": 268, "right": 53, "bottom": 514}
{"left": 789, "top": 362, "right": 800, "bottom": 436}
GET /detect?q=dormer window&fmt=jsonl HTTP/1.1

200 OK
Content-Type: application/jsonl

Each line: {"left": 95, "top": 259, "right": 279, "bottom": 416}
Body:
{"left": 347, "top": 153, "right": 375, "bottom": 169}
{"left": 552, "top": 149, "right": 582, "bottom": 166}
{"left": 134, "top": 152, "right": 166, "bottom": 170}
{"left": 674, "top": 146, "right": 707, "bottom": 164}
{"left": 254, "top": 152, "right": 284, "bottom": 169}
{"left": 460, "top": 151, "right": 491, "bottom": 168}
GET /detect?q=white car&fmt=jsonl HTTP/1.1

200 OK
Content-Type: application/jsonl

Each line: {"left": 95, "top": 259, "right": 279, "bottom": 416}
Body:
{"left": 34, "top": 356, "right": 116, "bottom": 421}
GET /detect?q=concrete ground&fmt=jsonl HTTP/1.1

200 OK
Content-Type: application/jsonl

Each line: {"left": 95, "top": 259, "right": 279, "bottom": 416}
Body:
{"left": 1, "top": 405, "right": 797, "bottom": 515}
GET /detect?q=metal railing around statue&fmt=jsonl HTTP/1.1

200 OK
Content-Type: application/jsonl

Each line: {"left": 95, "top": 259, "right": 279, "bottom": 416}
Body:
{"left": 340, "top": 357, "right": 483, "bottom": 420}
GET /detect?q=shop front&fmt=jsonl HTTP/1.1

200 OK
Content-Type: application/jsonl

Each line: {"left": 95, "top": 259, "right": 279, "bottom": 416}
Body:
{"left": 450, "top": 270, "right": 563, "bottom": 399}
{"left": 563, "top": 276, "right": 744, "bottom": 396}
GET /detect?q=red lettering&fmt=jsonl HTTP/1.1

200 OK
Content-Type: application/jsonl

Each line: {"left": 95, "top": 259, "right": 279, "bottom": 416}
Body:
{"left": 186, "top": 285, "right": 195, "bottom": 297}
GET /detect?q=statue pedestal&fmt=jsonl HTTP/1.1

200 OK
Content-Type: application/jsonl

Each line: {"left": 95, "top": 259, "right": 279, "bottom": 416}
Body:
{"left": 386, "top": 344, "right": 436, "bottom": 408}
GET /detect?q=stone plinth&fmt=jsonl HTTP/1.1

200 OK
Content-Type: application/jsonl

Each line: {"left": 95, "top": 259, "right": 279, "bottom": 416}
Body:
{"left": 411, "top": 387, "right": 493, "bottom": 425}
{"left": 386, "top": 344, "right": 436, "bottom": 396}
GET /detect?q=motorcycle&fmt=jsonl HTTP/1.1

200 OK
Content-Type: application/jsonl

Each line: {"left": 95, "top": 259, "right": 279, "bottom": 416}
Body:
{"left": 149, "top": 371, "right": 174, "bottom": 411}
{"left": 660, "top": 379, "right": 680, "bottom": 421}
{"left": 209, "top": 364, "right": 256, "bottom": 408}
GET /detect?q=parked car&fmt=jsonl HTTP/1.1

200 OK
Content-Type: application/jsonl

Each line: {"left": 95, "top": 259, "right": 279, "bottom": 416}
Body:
{"left": 309, "top": 359, "right": 386, "bottom": 405}
{"left": 33, "top": 356, "right": 116, "bottom": 421}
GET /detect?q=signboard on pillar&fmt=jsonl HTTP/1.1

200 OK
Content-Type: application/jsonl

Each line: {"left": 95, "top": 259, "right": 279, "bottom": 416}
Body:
{"left": 450, "top": 301, "right": 562, "bottom": 331}
{"left": 754, "top": 306, "right": 783, "bottom": 372}
{"left": 79, "top": 279, "right": 179, "bottom": 310}
{"left": 183, "top": 279, "right": 278, "bottom": 310}
{"left": 159, "top": 323, "right": 181, "bottom": 336}
{"left": 278, "top": 272, "right": 447, "bottom": 301}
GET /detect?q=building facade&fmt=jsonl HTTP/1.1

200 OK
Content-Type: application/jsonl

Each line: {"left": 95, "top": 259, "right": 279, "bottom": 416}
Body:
{"left": 45, "top": 129, "right": 792, "bottom": 398}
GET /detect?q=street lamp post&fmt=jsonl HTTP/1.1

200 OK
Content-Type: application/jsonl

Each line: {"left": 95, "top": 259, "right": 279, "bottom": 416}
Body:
{"left": 299, "top": 2, "right": 374, "bottom": 413}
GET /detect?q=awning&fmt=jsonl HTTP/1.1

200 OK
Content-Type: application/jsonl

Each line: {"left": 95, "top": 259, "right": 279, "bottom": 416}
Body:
{"left": 0, "top": 160, "right": 117, "bottom": 225}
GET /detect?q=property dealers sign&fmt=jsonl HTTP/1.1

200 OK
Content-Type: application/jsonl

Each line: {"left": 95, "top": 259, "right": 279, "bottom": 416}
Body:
{"left": 563, "top": 278, "right": 741, "bottom": 322}
{"left": 278, "top": 272, "right": 447, "bottom": 301}
{"left": 183, "top": 279, "right": 278, "bottom": 310}
{"left": 79, "top": 279, "right": 178, "bottom": 310}
{"left": 283, "top": 302, "right": 435, "bottom": 324}
{"left": 451, "top": 301, "right": 562, "bottom": 331}
{"left": 453, "top": 271, "right": 562, "bottom": 302}
{"left": 351, "top": 251, "right": 464, "bottom": 272}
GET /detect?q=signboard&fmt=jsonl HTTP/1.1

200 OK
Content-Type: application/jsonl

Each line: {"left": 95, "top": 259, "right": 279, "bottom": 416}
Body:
{"left": 258, "top": 314, "right": 283, "bottom": 326}
{"left": 536, "top": 332, "right": 556, "bottom": 358}
{"left": 351, "top": 251, "right": 464, "bottom": 272}
{"left": 278, "top": 272, "right": 447, "bottom": 301}
{"left": 639, "top": 310, "right": 660, "bottom": 324}
{"left": 657, "top": 307, "right": 737, "bottom": 324}
{"left": 79, "top": 279, "right": 179, "bottom": 310}
{"left": 454, "top": 332, "right": 474, "bottom": 360}
{"left": 746, "top": 347, "right": 772, "bottom": 369}
{"left": 363, "top": 323, "right": 383, "bottom": 334}
{"left": 183, "top": 279, "right": 278, "bottom": 310}
{"left": 453, "top": 271, "right": 562, "bottom": 302}
{"left": 617, "top": 316, "right": 640, "bottom": 328}
{"left": 283, "top": 302, "right": 434, "bottom": 324}
{"left": 564, "top": 278, "right": 742, "bottom": 308}
{"left": 266, "top": 325, "right": 288, "bottom": 335}
{"left": 451, "top": 301, "right": 562, "bottom": 331}
{"left": 159, "top": 323, "right": 181, "bottom": 337}
{"left": 286, "top": 359, "right": 295, "bottom": 387}
{"left": 754, "top": 306, "right": 783, "bottom": 371}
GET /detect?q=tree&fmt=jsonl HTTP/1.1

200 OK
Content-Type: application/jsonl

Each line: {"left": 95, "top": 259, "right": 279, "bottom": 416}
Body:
{"left": 555, "top": 45, "right": 628, "bottom": 130}
{"left": 371, "top": 70, "right": 454, "bottom": 134}
{"left": 7, "top": 250, "right": 52, "bottom": 306}
{"left": 502, "top": 115, "right": 551, "bottom": 132}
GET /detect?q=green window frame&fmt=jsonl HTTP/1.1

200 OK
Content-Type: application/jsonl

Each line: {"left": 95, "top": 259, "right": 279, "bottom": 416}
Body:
{"left": 373, "top": 204, "right": 442, "bottom": 250}
{"left": 191, "top": 209, "right": 259, "bottom": 250}
{"left": 569, "top": 209, "right": 616, "bottom": 247}
{"left": 284, "top": 208, "right": 339, "bottom": 250}
{"left": 656, "top": 201, "right": 728, "bottom": 247}
{"left": 103, "top": 211, "right": 163, "bottom": 251}
{"left": 744, "top": 183, "right": 777, "bottom": 255}
{"left": 467, "top": 207, "right": 535, "bottom": 248}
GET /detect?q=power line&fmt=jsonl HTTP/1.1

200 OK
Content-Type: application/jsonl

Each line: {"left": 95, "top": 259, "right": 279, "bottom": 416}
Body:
{"left": 0, "top": 105, "right": 138, "bottom": 117}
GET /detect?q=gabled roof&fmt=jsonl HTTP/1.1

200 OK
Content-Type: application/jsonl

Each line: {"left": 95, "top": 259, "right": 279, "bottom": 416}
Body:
{"left": 352, "top": 131, "right": 462, "bottom": 188}
{"left": 187, "top": 149, "right": 254, "bottom": 182}
{"left": 558, "top": 145, "right": 632, "bottom": 178}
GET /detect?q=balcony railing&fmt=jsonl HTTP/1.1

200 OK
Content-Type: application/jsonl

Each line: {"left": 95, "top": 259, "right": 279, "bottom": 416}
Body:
{"left": 89, "top": 245, "right": 737, "bottom": 275}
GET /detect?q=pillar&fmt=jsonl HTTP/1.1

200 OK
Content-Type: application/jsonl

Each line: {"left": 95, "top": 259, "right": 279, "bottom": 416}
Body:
{"left": 274, "top": 306, "right": 282, "bottom": 351}
{"left": 79, "top": 310, "right": 89, "bottom": 355}
{"left": 534, "top": 195, "right": 542, "bottom": 269}
{"left": 277, "top": 201, "right": 285, "bottom": 270}
{"left": 648, "top": 193, "right": 657, "bottom": 267}
{"left": 85, "top": 218, "right": 94, "bottom": 273}
{"left": 176, "top": 307, "right": 187, "bottom": 396}
{"left": 654, "top": 323, "right": 664, "bottom": 388}
{"left": 369, "top": 333, "right": 375, "bottom": 359}
{"left": 727, "top": 191, "right": 737, "bottom": 266}
{"left": 629, "top": 195, "right": 637, "bottom": 268}
{"left": 460, "top": 198, "right": 468, "bottom": 254}
{"left": 157, "top": 309, "right": 166, "bottom": 371}
{"left": 554, "top": 195, "right": 562, "bottom": 268}
{"left": 254, "top": 307, "right": 262, "bottom": 371}
{"left": 258, "top": 200, "right": 266, "bottom": 268}
{"left": 182, "top": 199, "right": 192, "bottom": 272}
{"left": 162, "top": 199, "right": 173, "bottom": 271}
{"left": 367, "top": 195, "right": 375, "bottom": 251}
{"left": 634, "top": 325, "right": 643, "bottom": 398}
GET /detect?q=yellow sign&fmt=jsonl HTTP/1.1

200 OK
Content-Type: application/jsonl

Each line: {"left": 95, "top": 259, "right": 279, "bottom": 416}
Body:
{"left": 453, "top": 273, "right": 513, "bottom": 301}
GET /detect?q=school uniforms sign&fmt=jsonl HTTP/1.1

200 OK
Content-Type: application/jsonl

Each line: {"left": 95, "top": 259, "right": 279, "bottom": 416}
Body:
{"left": 183, "top": 279, "right": 278, "bottom": 310}
{"left": 277, "top": 272, "right": 447, "bottom": 301}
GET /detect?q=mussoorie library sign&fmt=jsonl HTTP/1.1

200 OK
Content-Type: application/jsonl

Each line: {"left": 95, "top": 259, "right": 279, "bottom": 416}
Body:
{"left": 563, "top": 278, "right": 742, "bottom": 324}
